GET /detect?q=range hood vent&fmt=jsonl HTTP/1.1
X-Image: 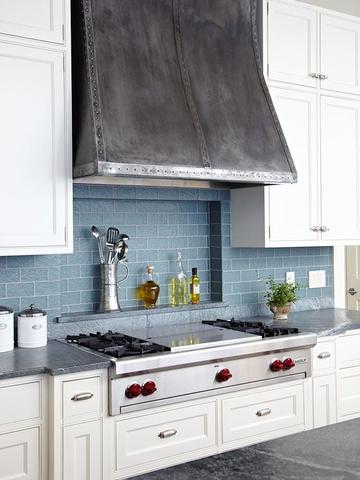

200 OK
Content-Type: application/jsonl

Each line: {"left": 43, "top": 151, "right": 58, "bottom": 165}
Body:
{"left": 72, "top": 0, "right": 296, "bottom": 186}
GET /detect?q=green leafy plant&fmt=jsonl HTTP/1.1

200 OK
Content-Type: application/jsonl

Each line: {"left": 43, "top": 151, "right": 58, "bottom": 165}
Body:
{"left": 265, "top": 276, "right": 299, "bottom": 307}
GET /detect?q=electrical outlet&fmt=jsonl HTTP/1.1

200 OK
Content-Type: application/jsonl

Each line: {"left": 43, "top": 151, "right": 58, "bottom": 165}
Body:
{"left": 309, "top": 270, "right": 326, "bottom": 289}
{"left": 286, "top": 272, "right": 295, "bottom": 284}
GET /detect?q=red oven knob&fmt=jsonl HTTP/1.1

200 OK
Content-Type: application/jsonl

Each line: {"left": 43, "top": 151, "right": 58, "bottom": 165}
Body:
{"left": 125, "top": 383, "right": 142, "bottom": 399}
{"left": 283, "top": 357, "right": 295, "bottom": 370}
{"left": 142, "top": 380, "right": 157, "bottom": 396}
{"left": 270, "top": 359, "right": 284, "bottom": 372}
{"left": 216, "top": 368, "right": 233, "bottom": 383}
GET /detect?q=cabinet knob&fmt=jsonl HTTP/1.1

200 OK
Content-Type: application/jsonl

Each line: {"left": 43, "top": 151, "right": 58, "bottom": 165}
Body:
{"left": 320, "top": 226, "right": 330, "bottom": 232}
{"left": 311, "top": 226, "right": 320, "bottom": 232}
{"left": 348, "top": 288, "right": 357, "bottom": 296}
{"left": 71, "top": 392, "right": 94, "bottom": 402}
{"left": 158, "top": 429, "right": 177, "bottom": 439}
{"left": 317, "top": 352, "right": 331, "bottom": 359}
{"left": 308, "top": 73, "right": 320, "bottom": 79}
{"left": 256, "top": 408, "right": 272, "bottom": 417}
{"left": 319, "top": 74, "right": 328, "bottom": 80}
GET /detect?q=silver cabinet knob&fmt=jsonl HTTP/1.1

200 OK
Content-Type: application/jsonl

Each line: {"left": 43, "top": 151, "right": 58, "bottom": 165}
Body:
{"left": 71, "top": 392, "right": 94, "bottom": 401}
{"left": 158, "top": 429, "right": 177, "bottom": 439}
{"left": 308, "top": 73, "right": 320, "bottom": 79}
{"left": 256, "top": 408, "right": 272, "bottom": 417}
{"left": 318, "top": 352, "right": 331, "bottom": 359}
{"left": 349, "top": 288, "right": 357, "bottom": 296}
{"left": 320, "top": 226, "right": 330, "bottom": 232}
{"left": 311, "top": 226, "right": 320, "bottom": 232}
{"left": 319, "top": 74, "right": 328, "bottom": 80}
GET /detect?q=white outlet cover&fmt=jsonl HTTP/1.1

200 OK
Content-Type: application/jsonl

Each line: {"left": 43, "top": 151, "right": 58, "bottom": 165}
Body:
{"left": 286, "top": 272, "right": 295, "bottom": 284}
{"left": 309, "top": 270, "right": 326, "bottom": 289}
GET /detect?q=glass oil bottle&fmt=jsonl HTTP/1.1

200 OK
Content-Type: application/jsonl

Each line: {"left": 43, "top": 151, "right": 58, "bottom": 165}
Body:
{"left": 137, "top": 265, "right": 160, "bottom": 308}
{"left": 169, "top": 251, "right": 188, "bottom": 306}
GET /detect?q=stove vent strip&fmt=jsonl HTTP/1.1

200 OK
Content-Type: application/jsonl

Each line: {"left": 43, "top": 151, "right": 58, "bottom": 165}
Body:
{"left": 172, "top": 0, "right": 211, "bottom": 170}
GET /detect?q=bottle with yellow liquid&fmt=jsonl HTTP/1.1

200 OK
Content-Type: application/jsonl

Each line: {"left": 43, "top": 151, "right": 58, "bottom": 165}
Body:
{"left": 136, "top": 265, "right": 160, "bottom": 309}
{"left": 169, "top": 252, "right": 188, "bottom": 306}
{"left": 189, "top": 267, "right": 200, "bottom": 304}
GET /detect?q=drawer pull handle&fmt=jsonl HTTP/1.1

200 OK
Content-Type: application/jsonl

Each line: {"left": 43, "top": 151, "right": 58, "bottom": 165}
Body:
{"left": 0, "top": 323, "right": 7, "bottom": 330}
{"left": 71, "top": 392, "right": 94, "bottom": 402}
{"left": 32, "top": 324, "right": 42, "bottom": 330}
{"left": 256, "top": 408, "right": 272, "bottom": 417}
{"left": 318, "top": 352, "right": 331, "bottom": 360}
{"left": 158, "top": 429, "right": 177, "bottom": 439}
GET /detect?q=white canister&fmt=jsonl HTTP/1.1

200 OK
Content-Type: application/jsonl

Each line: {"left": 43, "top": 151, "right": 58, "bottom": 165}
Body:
{"left": 17, "top": 304, "right": 47, "bottom": 348}
{"left": 0, "top": 306, "right": 14, "bottom": 352}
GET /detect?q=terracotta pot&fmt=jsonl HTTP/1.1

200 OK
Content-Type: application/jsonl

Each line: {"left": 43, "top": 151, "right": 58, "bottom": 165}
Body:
{"left": 269, "top": 302, "right": 292, "bottom": 321}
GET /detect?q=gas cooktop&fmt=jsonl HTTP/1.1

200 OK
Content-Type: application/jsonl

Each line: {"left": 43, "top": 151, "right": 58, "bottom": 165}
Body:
{"left": 202, "top": 318, "right": 300, "bottom": 338}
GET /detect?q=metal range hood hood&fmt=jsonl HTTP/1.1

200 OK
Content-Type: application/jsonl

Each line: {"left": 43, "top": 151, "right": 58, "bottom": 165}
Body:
{"left": 72, "top": 0, "right": 297, "bottom": 187}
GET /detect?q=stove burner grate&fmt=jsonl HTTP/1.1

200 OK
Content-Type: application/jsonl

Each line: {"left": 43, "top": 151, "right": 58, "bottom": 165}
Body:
{"left": 65, "top": 331, "right": 166, "bottom": 358}
{"left": 202, "top": 319, "right": 300, "bottom": 338}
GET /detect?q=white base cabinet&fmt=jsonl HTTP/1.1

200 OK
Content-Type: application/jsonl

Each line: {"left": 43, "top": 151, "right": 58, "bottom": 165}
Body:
{"left": 312, "top": 375, "right": 337, "bottom": 428}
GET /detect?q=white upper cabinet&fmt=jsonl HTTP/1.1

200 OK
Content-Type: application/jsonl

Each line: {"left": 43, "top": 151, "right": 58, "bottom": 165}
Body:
{"left": 0, "top": 43, "right": 70, "bottom": 253}
{"left": 321, "top": 15, "right": 360, "bottom": 95}
{"left": 320, "top": 96, "right": 360, "bottom": 242}
{"left": 0, "top": 0, "right": 64, "bottom": 44}
{"left": 267, "top": 0, "right": 318, "bottom": 87}
{"left": 268, "top": 87, "right": 319, "bottom": 243}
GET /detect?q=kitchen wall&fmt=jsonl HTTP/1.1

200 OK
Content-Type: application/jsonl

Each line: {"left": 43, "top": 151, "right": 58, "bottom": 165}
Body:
{"left": 0, "top": 185, "right": 333, "bottom": 323}
{"left": 298, "top": 0, "right": 360, "bottom": 16}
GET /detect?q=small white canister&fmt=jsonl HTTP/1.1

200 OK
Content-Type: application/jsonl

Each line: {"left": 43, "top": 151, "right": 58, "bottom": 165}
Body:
{"left": 0, "top": 306, "right": 14, "bottom": 352}
{"left": 17, "top": 304, "right": 47, "bottom": 348}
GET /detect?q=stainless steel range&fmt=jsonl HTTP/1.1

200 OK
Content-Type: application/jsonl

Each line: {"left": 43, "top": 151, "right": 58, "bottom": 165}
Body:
{"left": 65, "top": 319, "right": 317, "bottom": 416}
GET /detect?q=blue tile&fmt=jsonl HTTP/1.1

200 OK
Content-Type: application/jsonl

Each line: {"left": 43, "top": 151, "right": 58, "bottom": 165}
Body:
{"left": 20, "top": 268, "right": 48, "bottom": 282}
{"left": 0, "top": 269, "right": 19, "bottom": 283}
{"left": 89, "top": 185, "right": 114, "bottom": 198}
{"left": 35, "top": 281, "right": 60, "bottom": 296}
{"left": 113, "top": 186, "right": 136, "bottom": 199}
{"left": 73, "top": 185, "right": 90, "bottom": 198}
{"left": 20, "top": 296, "right": 47, "bottom": 310}
{"left": 7, "top": 256, "right": 34, "bottom": 268}
{"left": 7, "top": 283, "right": 34, "bottom": 297}
{"left": 68, "top": 278, "right": 93, "bottom": 292}
{"left": 61, "top": 292, "right": 81, "bottom": 306}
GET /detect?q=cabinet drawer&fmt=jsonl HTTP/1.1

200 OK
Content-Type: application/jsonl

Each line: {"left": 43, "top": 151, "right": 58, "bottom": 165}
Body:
{"left": 0, "top": 0, "right": 64, "bottom": 43}
{"left": 115, "top": 402, "right": 216, "bottom": 471}
{"left": 312, "top": 341, "right": 336, "bottom": 372}
{"left": 62, "top": 376, "right": 101, "bottom": 419}
{"left": 0, "top": 380, "right": 41, "bottom": 426}
{"left": 222, "top": 382, "right": 305, "bottom": 444}
{"left": 338, "top": 365, "right": 360, "bottom": 421}
{"left": 337, "top": 335, "right": 360, "bottom": 368}
{"left": 0, "top": 427, "right": 40, "bottom": 480}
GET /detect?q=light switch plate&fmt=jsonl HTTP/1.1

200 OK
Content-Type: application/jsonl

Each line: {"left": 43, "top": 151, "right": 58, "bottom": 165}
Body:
{"left": 309, "top": 270, "right": 326, "bottom": 289}
{"left": 286, "top": 272, "right": 295, "bottom": 284}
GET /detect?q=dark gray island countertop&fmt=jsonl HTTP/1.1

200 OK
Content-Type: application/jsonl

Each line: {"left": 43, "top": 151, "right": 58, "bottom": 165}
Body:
{"left": 0, "top": 340, "right": 111, "bottom": 379}
{"left": 135, "top": 419, "right": 360, "bottom": 480}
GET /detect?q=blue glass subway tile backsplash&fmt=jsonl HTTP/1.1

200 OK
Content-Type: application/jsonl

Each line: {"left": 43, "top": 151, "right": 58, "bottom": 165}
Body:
{"left": 0, "top": 185, "right": 333, "bottom": 322}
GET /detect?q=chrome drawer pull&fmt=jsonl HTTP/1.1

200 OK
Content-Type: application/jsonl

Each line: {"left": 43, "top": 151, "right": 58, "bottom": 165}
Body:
{"left": 158, "top": 429, "right": 177, "bottom": 439}
{"left": 256, "top": 408, "right": 272, "bottom": 417}
{"left": 71, "top": 392, "right": 94, "bottom": 402}
{"left": 318, "top": 352, "right": 331, "bottom": 360}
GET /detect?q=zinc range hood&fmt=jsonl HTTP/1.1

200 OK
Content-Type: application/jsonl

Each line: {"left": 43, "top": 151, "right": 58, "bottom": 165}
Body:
{"left": 72, "top": 0, "right": 297, "bottom": 187}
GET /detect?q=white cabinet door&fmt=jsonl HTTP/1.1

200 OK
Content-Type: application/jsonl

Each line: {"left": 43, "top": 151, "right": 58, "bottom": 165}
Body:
{"left": 320, "top": 14, "right": 360, "bottom": 95}
{"left": 320, "top": 96, "right": 360, "bottom": 242}
{"left": 0, "top": 0, "right": 64, "bottom": 43}
{"left": 312, "top": 375, "right": 337, "bottom": 428}
{"left": 0, "top": 41, "right": 71, "bottom": 255}
{"left": 338, "top": 365, "right": 360, "bottom": 421}
{"left": 0, "top": 427, "right": 40, "bottom": 480}
{"left": 268, "top": 87, "right": 319, "bottom": 243}
{"left": 267, "top": 0, "right": 317, "bottom": 87}
{"left": 63, "top": 420, "right": 102, "bottom": 480}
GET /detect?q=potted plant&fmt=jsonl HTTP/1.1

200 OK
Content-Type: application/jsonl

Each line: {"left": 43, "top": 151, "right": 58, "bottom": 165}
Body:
{"left": 265, "top": 277, "right": 299, "bottom": 320}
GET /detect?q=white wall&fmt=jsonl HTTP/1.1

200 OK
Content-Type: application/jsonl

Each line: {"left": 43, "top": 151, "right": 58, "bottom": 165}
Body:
{"left": 298, "top": 0, "right": 360, "bottom": 16}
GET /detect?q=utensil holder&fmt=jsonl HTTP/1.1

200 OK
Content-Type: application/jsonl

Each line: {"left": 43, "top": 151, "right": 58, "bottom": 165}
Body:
{"left": 99, "top": 263, "right": 129, "bottom": 312}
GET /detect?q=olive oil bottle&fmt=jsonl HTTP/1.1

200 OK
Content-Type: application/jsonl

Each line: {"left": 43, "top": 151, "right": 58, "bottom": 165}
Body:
{"left": 189, "top": 267, "right": 200, "bottom": 304}
{"left": 137, "top": 265, "right": 160, "bottom": 308}
{"left": 169, "top": 251, "right": 188, "bottom": 306}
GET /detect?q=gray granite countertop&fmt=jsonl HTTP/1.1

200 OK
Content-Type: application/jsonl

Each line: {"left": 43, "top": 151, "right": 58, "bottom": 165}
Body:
{"left": 135, "top": 418, "right": 360, "bottom": 480}
{"left": 0, "top": 341, "right": 111, "bottom": 379}
{"left": 251, "top": 308, "right": 360, "bottom": 337}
